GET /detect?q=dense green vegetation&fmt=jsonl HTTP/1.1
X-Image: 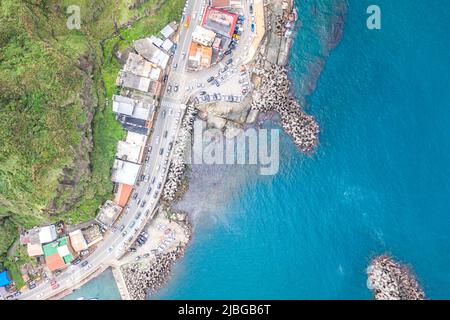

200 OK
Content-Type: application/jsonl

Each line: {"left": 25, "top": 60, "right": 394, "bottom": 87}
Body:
{"left": 0, "top": 0, "right": 183, "bottom": 271}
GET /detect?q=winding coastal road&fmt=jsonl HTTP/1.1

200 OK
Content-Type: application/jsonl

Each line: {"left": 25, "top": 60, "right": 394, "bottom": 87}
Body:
{"left": 18, "top": 0, "right": 204, "bottom": 301}
{"left": 18, "top": 0, "right": 255, "bottom": 300}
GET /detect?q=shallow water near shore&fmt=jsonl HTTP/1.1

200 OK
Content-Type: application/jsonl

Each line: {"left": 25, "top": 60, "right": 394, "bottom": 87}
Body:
{"left": 67, "top": 0, "right": 450, "bottom": 299}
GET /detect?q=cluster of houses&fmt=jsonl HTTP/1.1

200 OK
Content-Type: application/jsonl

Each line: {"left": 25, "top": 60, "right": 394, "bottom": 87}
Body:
{"left": 19, "top": 224, "right": 103, "bottom": 273}
{"left": 187, "top": 2, "right": 240, "bottom": 71}
{"left": 8, "top": 23, "right": 181, "bottom": 287}
{"left": 111, "top": 22, "right": 178, "bottom": 208}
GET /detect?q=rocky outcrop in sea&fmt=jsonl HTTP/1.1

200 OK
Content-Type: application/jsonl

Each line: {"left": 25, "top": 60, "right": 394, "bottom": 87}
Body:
{"left": 367, "top": 255, "right": 426, "bottom": 300}
{"left": 251, "top": 63, "right": 320, "bottom": 153}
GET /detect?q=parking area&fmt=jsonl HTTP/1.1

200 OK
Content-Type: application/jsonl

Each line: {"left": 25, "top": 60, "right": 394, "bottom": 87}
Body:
{"left": 119, "top": 212, "right": 188, "bottom": 264}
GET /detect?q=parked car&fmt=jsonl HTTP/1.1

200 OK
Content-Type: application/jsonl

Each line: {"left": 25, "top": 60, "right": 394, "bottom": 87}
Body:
{"left": 157, "top": 182, "right": 162, "bottom": 189}
{"left": 140, "top": 200, "right": 146, "bottom": 208}
{"left": 224, "top": 49, "right": 232, "bottom": 55}
{"left": 143, "top": 253, "right": 150, "bottom": 258}
{"left": 81, "top": 261, "right": 89, "bottom": 267}
{"left": 119, "top": 224, "right": 125, "bottom": 232}
{"left": 121, "top": 230, "right": 127, "bottom": 237}
{"left": 72, "top": 258, "right": 82, "bottom": 265}
{"left": 128, "top": 247, "right": 137, "bottom": 253}
{"left": 159, "top": 148, "right": 164, "bottom": 155}
{"left": 135, "top": 211, "right": 142, "bottom": 219}
{"left": 226, "top": 58, "right": 233, "bottom": 65}
{"left": 146, "top": 186, "right": 152, "bottom": 195}
{"left": 129, "top": 221, "right": 136, "bottom": 228}
{"left": 135, "top": 256, "right": 141, "bottom": 261}
{"left": 164, "top": 130, "right": 168, "bottom": 138}
{"left": 207, "top": 76, "right": 215, "bottom": 83}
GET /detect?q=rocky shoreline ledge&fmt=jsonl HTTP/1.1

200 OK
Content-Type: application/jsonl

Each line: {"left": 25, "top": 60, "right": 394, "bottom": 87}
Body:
{"left": 191, "top": 0, "right": 320, "bottom": 152}
{"left": 251, "top": 63, "right": 319, "bottom": 153}
{"left": 367, "top": 255, "right": 426, "bottom": 300}
{"left": 121, "top": 221, "right": 192, "bottom": 300}
{"left": 121, "top": 0, "right": 319, "bottom": 299}
{"left": 163, "top": 105, "right": 197, "bottom": 202}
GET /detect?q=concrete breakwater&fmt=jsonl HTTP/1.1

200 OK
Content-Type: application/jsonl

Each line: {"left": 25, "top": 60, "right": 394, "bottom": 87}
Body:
{"left": 251, "top": 63, "right": 320, "bottom": 153}
{"left": 367, "top": 255, "right": 425, "bottom": 300}
{"left": 121, "top": 223, "right": 192, "bottom": 300}
{"left": 162, "top": 106, "right": 198, "bottom": 202}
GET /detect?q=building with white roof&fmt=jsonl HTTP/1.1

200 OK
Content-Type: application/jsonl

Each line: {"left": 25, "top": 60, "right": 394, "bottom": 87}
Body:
{"left": 116, "top": 141, "right": 142, "bottom": 163}
{"left": 192, "top": 25, "right": 217, "bottom": 47}
{"left": 111, "top": 159, "right": 141, "bottom": 185}
{"left": 160, "top": 22, "right": 177, "bottom": 39}
{"left": 150, "top": 49, "right": 170, "bottom": 69}
{"left": 112, "top": 95, "right": 153, "bottom": 120}
{"left": 161, "top": 38, "right": 174, "bottom": 53}
{"left": 150, "top": 35, "right": 164, "bottom": 48}
{"left": 39, "top": 225, "right": 58, "bottom": 244}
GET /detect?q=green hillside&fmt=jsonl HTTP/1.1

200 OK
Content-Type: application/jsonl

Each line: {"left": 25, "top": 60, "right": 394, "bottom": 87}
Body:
{"left": 0, "top": 0, "right": 183, "bottom": 267}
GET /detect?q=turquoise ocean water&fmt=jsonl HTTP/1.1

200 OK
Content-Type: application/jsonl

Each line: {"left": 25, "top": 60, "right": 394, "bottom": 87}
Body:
{"left": 66, "top": 0, "right": 450, "bottom": 299}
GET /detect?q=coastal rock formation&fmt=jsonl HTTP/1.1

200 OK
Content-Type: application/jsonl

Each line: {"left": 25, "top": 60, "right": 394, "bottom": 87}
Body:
{"left": 367, "top": 255, "right": 425, "bottom": 300}
{"left": 162, "top": 106, "right": 197, "bottom": 202}
{"left": 251, "top": 63, "right": 320, "bottom": 153}
{"left": 121, "top": 223, "right": 192, "bottom": 300}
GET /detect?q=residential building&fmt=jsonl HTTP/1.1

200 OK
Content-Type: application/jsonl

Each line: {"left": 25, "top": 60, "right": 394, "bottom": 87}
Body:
{"left": 26, "top": 243, "right": 43, "bottom": 257}
{"left": 124, "top": 52, "right": 154, "bottom": 78}
{"left": 96, "top": 200, "right": 123, "bottom": 228}
{"left": 202, "top": 6, "right": 238, "bottom": 38}
{"left": 68, "top": 230, "right": 88, "bottom": 253}
{"left": 111, "top": 159, "right": 141, "bottom": 186}
{"left": 192, "top": 25, "right": 216, "bottom": 47}
{"left": 42, "top": 236, "right": 75, "bottom": 272}
{"left": 20, "top": 225, "right": 57, "bottom": 246}
{"left": 112, "top": 95, "right": 154, "bottom": 121}
{"left": 116, "top": 71, "right": 152, "bottom": 92}
{"left": 82, "top": 225, "right": 103, "bottom": 248}
{"left": 114, "top": 183, "right": 134, "bottom": 207}
{"left": 160, "top": 22, "right": 177, "bottom": 39}
{"left": 188, "top": 42, "right": 213, "bottom": 70}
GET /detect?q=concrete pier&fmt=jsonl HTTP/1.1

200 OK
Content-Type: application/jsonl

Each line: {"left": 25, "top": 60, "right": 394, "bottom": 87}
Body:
{"left": 112, "top": 267, "right": 131, "bottom": 300}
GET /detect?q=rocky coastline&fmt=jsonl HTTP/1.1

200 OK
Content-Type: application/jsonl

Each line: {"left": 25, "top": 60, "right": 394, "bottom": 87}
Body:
{"left": 122, "top": 0, "right": 319, "bottom": 299}
{"left": 251, "top": 63, "right": 319, "bottom": 153}
{"left": 192, "top": 0, "right": 320, "bottom": 152}
{"left": 367, "top": 255, "right": 426, "bottom": 300}
{"left": 121, "top": 221, "right": 192, "bottom": 300}
{"left": 162, "top": 105, "right": 198, "bottom": 202}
